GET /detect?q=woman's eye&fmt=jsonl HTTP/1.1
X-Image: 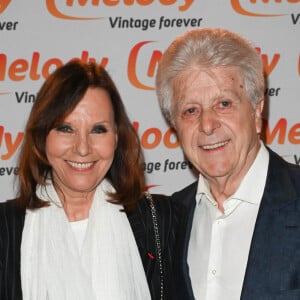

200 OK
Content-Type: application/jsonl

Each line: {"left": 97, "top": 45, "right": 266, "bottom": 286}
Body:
{"left": 91, "top": 125, "right": 107, "bottom": 134}
{"left": 55, "top": 124, "right": 73, "bottom": 133}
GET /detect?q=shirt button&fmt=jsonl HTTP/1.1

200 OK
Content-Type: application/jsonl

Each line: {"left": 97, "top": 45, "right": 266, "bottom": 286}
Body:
{"left": 212, "top": 269, "right": 217, "bottom": 275}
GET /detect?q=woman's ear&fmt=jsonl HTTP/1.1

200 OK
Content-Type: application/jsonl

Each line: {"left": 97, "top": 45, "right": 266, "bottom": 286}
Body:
{"left": 114, "top": 127, "right": 118, "bottom": 150}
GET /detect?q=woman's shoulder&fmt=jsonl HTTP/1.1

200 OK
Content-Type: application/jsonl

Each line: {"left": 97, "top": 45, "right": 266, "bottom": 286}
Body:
{"left": 0, "top": 198, "right": 23, "bottom": 213}
{"left": 0, "top": 199, "right": 25, "bottom": 232}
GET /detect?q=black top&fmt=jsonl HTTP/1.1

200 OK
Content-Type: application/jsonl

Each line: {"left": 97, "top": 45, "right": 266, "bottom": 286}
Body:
{"left": 0, "top": 194, "right": 178, "bottom": 300}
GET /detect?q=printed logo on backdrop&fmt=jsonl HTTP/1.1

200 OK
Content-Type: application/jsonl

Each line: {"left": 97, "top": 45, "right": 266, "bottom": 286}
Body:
{"left": 46, "top": 0, "right": 203, "bottom": 31}
{"left": 0, "top": 0, "right": 11, "bottom": 13}
{"left": 0, "top": 51, "right": 109, "bottom": 104}
{"left": 231, "top": 0, "right": 300, "bottom": 24}
{"left": 0, "top": 51, "right": 109, "bottom": 82}
{"left": 0, "top": 125, "right": 21, "bottom": 177}
{"left": 46, "top": 0, "right": 195, "bottom": 19}
{"left": 128, "top": 41, "right": 159, "bottom": 91}
{"left": 0, "top": 0, "right": 19, "bottom": 31}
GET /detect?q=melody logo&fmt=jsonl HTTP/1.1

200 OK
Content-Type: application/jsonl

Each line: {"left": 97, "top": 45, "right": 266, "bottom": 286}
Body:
{"left": 231, "top": 0, "right": 299, "bottom": 17}
{"left": 0, "top": 125, "right": 23, "bottom": 160}
{"left": 46, "top": 0, "right": 101, "bottom": 20}
{"left": 46, "top": 0, "right": 194, "bottom": 20}
{"left": 264, "top": 118, "right": 300, "bottom": 145}
{"left": 128, "top": 41, "right": 161, "bottom": 91}
{"left": 0, "top": 0, "right": 11, "bottom": 13}
{"left": 0, "top": 51, "right": 109, "bottom": 81}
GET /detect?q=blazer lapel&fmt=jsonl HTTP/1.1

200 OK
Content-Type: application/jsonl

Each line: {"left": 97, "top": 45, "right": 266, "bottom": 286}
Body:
{"left": 173, "top": 182, "right": 197, "bottom": 299}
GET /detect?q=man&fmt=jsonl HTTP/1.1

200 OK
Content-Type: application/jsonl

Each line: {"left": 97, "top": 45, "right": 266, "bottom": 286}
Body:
{"left": 155, "top": 28, "right": 300, "bottom": 300}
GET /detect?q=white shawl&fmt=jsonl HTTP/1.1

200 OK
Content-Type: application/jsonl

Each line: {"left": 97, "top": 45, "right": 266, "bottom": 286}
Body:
{"left": 21, "top": 179, "right": 151, "bottom": 300}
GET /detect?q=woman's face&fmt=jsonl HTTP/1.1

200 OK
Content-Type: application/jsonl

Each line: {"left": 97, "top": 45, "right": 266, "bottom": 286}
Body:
{"left": 46, "top": 87, "right": 117, "bottom": 197}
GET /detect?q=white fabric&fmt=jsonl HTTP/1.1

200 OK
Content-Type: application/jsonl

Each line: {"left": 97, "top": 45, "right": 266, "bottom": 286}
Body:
{"left": 21, "top": 179, "right": 151, "bottom": 300}
{"left": 69, "top": 218, "right": 88, "bottom": 253}
{"left": 188, "top": 143, "right": 269, "bottom": 300}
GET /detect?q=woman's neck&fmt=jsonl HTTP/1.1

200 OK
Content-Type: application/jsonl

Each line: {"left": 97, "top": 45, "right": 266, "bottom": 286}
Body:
{"left": 54, "top": 187, "right": 95, "bottom": 221}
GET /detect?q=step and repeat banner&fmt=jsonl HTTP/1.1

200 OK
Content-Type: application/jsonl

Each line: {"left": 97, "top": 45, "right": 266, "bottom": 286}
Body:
{"left": 0, "top": 0, "right": 299, "bottom": 201}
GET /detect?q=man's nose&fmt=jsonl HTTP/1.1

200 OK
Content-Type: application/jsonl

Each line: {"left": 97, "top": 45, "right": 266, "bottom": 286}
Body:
{"left": 197, "top": 108, "right": 221, "bottom": 135}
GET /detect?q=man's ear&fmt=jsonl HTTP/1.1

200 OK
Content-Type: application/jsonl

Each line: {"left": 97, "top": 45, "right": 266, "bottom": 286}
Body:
{"left": 255, "top": 98, "right": 264, "bottom": 134}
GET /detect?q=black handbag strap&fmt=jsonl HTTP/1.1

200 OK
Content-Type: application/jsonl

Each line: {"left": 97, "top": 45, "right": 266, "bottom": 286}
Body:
{"left": 144, "top": 192, "right": 164, "bottom": 300}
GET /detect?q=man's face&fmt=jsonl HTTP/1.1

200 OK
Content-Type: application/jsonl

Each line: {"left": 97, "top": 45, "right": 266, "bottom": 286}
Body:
{"left": 172, "top": 66, "right": 263, "bottom": 183}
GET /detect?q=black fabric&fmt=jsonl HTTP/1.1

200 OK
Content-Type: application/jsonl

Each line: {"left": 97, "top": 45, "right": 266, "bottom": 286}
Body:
{"left": 0, "top": 199, "right": 24, "bottom": 300}
{"left": 0, "top": 194, "right": 177, "bottom": 300}
{"left": 171, "top": 148, "right": 300, "bottom": 300}
{"left": 127, "top": 194, "right": 177, "bottom": 300}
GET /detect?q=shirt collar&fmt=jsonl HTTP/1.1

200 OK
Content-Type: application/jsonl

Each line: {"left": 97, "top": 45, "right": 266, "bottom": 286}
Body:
{"left": 196, "top": 142, "right": 269, "bottom": 206}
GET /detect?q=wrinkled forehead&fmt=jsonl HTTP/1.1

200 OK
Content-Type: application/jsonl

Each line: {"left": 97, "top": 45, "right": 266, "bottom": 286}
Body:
{"left": 172, "top": 66, "right": 245, "bottom": 100}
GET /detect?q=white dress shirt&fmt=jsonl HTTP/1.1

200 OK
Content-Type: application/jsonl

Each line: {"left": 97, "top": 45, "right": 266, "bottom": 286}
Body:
{"left": 188, "top": 143, "right": 269, "bottom": 300}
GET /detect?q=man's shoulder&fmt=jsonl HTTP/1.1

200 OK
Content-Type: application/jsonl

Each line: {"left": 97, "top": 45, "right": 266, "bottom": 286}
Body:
{"left": 171, "top": 181, "right": 198, "bottom": 207}
{"left": 266, "top": 148, "right": 300, "bottom": 208}
{"left": 127, "top": 193, "right": 173, "bottom": 228}
{"left": 268, "top": 147, "right": 300, "bottom": 183}
{"left": 135, "top": 193, "right": 171, "bottom": 211}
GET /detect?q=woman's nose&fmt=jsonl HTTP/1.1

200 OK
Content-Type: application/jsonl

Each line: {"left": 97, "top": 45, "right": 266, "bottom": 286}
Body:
{"left": 73, "top": 133, "right": 91, "bottom": 156}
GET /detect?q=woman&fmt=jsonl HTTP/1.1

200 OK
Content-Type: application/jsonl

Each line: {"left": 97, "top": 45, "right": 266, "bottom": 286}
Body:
{"left": 0, "top": 61, "right": 176, "bottom": 300}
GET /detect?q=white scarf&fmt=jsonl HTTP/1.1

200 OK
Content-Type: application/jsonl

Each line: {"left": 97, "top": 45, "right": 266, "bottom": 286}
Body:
{"left": 21, "top": 179, "right": 151, "bottom": 300}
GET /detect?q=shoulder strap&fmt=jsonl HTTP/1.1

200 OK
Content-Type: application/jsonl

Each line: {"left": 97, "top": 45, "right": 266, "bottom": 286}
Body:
{"left": 144, "top": 192, "right": 164, "bottom": 300}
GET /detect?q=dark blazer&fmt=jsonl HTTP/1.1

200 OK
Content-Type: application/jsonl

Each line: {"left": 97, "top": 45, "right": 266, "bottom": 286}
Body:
{"left": 0, "top": 194, "right": 177, "bottom": 300}
{"left": 172, "top": 148, "right": 300, "bottom": 300}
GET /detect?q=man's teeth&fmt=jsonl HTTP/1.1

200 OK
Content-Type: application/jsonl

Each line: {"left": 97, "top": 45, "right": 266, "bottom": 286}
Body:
{"left": 68, "top": 161, "right": 93, "bottom": 169}
{"left": 202, "top": 141, "right": 228, "bottom": 150}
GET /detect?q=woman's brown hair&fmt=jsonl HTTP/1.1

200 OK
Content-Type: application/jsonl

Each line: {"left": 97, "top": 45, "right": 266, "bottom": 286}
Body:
{"left": 17, "top": 60, "right": 145, "bottom": 211}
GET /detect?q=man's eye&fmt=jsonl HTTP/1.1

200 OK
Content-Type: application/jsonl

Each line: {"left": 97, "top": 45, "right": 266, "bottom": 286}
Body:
{"left": 91, "top": 125, "right": 107, "bottom": 134}
{"left": 55, "top": 124, "right": 73, "bottom": 133}
{"left": 220, "top": 101, "right": 231, "bottom": 108}
{"left": 181, "top": 107, "right": 200, "bottom": 119}
{"left": 214, "top": 100, "right": 234, "bottom": 111}
{"left": 183, "top": 107, "right": 198, "bottom": 115}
